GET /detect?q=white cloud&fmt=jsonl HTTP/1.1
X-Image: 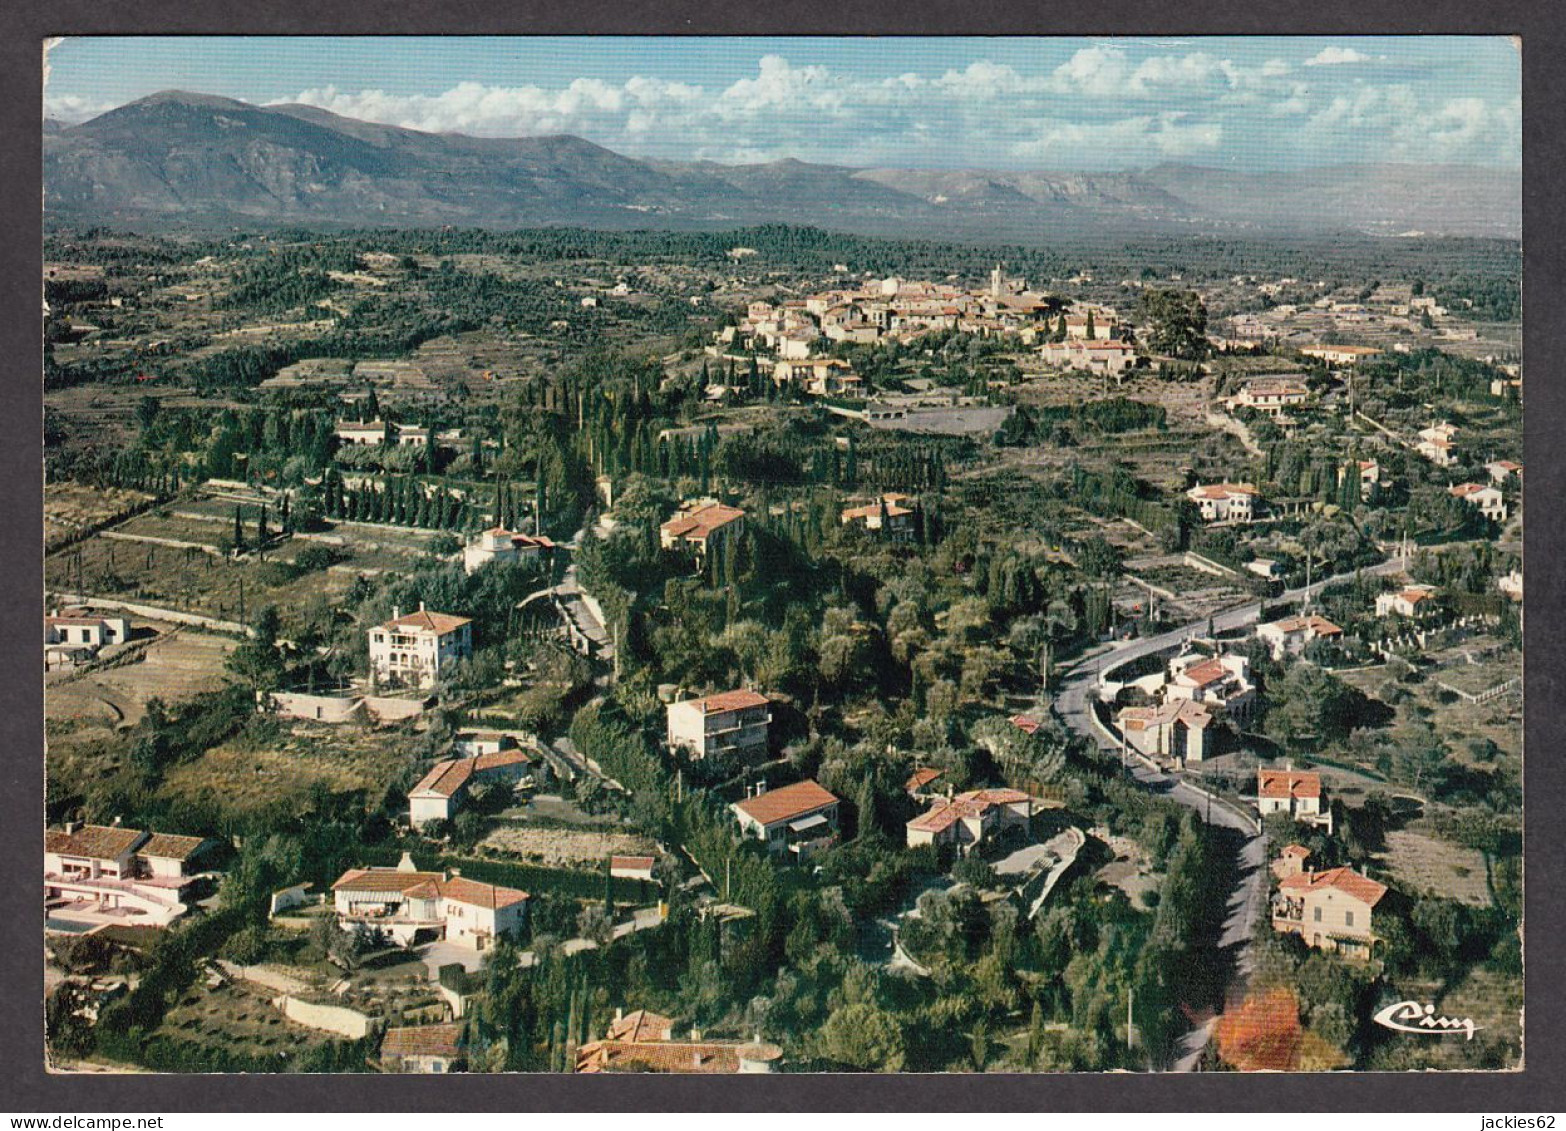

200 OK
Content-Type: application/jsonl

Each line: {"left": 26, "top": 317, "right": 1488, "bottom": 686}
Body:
{"left": 1010, "top": 112, "right": 1222, "bottom": 161}
{"left": 264, "top": 49, "right": 1510, "bottom": 171}
{"left": 45, "top": 92, "right": 115, "bottom": 122}
{"left": 1304, "top": 46, "right": 1381, "bottom": 66}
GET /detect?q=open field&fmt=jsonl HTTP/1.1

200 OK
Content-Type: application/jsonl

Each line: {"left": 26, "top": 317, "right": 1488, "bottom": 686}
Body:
{"left": 47, "top": 531, "right": 358, "bottom": 627}
{"left": 479, "top": 821, "right": 658, "bottom": 869}
{"left": 159, "top": 980, "right": 339, "bottom": 1062}
{"left": 45, "top": 482, "right": 154, "bottom": 552}
{"left": 46, "top": 627, "right": 236, "bottom": 731}
{"left": 160, "top": 725, "right": 421, "bottom": 819}
{"left": 1381, "top": 827, "right": 1492, "bottom": 905}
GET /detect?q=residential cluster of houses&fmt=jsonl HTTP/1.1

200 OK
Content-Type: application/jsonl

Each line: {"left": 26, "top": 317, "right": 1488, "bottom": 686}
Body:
{"left": 45, "top": 823, "right": 211, "bottom": 929}
{"left": 1113, "top": 648, "right": 1257, "bottom": 767}
{"left": 1256, "top": 767, "right": 1393, "bottom": 958}
{"left": 716, "top": 267, "right": 1132, "bottom": 393}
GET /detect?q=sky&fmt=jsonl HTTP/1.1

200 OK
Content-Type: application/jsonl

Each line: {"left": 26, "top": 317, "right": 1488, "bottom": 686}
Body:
{"left": 43, "top": 36, "right": 1521, "bottom": 172}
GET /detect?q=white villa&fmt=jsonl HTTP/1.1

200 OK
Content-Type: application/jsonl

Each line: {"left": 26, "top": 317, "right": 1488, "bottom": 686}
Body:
{"left": 1117, "top": 699, "right": 1213, "bottom": 764}
{"left": 462, "top": 526, "right": 556, "bottom": 574}
{"left": 1257, "top": 767, "right": 1332, "bottom": 831}
{"left": 1187, "top": 482, "right": 1260, "bottom": 523}
{"left": 666, "top": 689, "right": 771, "bottom": 762}
{"left": 45, "top": 612, "right": 131, "bottom": 670}
{"left": 1449, "top": 482, "right": 1508, "bottom": 523}
{"left": 1256, "top": 614, "right": 1344, "bottom": 660}
{"left": 368, "top": 605, "right": 473, "bottom": 691}
{"left": 1167, "top": 651, "right": 1257, "bottom": 721}
{"left": 904, "top": 787, "right": 1043, "bottom": 853}
{"left": 331, "top": 855, "right": 528, "bottom": 951}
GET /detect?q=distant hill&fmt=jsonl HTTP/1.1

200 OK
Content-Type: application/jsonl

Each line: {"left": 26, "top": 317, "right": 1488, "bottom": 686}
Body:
{"left": 43, "top": 91, "right": 1521, "bottom": 240}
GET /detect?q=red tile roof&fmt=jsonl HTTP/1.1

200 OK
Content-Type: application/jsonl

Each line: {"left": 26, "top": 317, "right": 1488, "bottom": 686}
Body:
{"left": 382, "top": 1023, "right": 464, "bottom": 1060}
{"left": 1009, "top": 714, "right": 1042, "bottom": 735}
{"left": 412, "top": 759, "right": 474, "bottom": 798}
{"left": 1280, "top": 844, "right": 1312, "bottom": 858}
{"left": 1258, "top": 769, "right": 1322, "bottom": 801}
{"left": 576, "top": 1039, "right": 775, "bottom": 1074}
{"left": 732, "top": 780, "right": 839, "bottom": 827}
{"left": 1277, "top": 865, "right": 1387, "bottom": 907}
{"left": 905, "top": 767, "right": 945, "bottom": 792}
{"left": 332, "top": 868, "right": 447, "bottom": 894}
{"left": 1190, "top": 483, "right": 1258, "bottom": 500}
{"left": 1177, "top": 657, "right": 1231, "bottom": 688}
{"left": 138, "top": 833, "right": 206, "bottom": 861}
{"left": 682, "top": 689, "right": 769, "bottom": 714}
{"left": 380, "top": 609, "right": 472, "bottom": 635}
{"left": 606, "top": 1009, "right": 675, "bottom": 1043}
{"left": 46, "top": 825, "right": 146, "bottom": 861}
{"left": 662, "top": 503, "right": 745, "bottom": 542}
{"left": 439, "top": 875, "right": 529, "bottom": 911}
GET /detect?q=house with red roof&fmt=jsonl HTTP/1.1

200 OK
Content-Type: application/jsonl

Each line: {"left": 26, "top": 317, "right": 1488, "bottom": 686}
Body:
{"left": 408, "top": 747, "right": 535, "bottom": 828}
{"left": 1256, "top": 614, "right": 1344, "bottom": 660}
{"left": 660, "top": 500, "right": 746, "bottom": 559}
{"left": 840, "top": 493, "right": 917, "bottom": 540}
{"left": 1186, "top": 482, "right": 1261, "bottom": 523}
{"left": 1257, "top": 767, "right": 1331, "bottom": 831}
{"left": 331, "top": 854, "right": 527, "bottom": 951}
{"left": 1226, "top": 378, "right": 1309, "bottom": 415}
{"left": 381, "top": 1023, "right": 466, "bottom": 1073}
{"left": 1167, "top": 650, "right": 1257, "bottom": 721}
{"left": 1117, "top": 699, "right": 1213, "bottom": 765}
{"left": 1271, "top": 843, "right": 1314, "bottom": 881}
{"left": 1376, "top": 583, "right": 1438, "bottom": 619}
{"left": 45, "top": 823, "right": 211, "bottom": 930}
{"left": 575, "top": 1008, "right": 782, "bottom": 1074}
{"left": 730, "top": 780, "right": 840, "bottom": 860}
{"left": 904, "top": 766, "right": 946, "bottom": 800}
{"left": 666, "top": 688, "right": 772, "bottom": 762}
{"left": 904, "top": 787, "right": 1043, "bottom": 854}
{"left": 462, "top": 525, "right": 555, "bottom": 574}
{"left": 1272, "top": 864, "right": 1388, "bottom": 957}
{"left": 367, "top": 603, "right": 473, "bottom": 691}
{"left": 1448, "top": 482, "right": 1508, "bottom": 523}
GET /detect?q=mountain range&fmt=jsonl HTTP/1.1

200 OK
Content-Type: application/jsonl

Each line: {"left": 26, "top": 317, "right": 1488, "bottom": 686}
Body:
{"left": 43, "top": 91, "right": 1521, "bottom": 241}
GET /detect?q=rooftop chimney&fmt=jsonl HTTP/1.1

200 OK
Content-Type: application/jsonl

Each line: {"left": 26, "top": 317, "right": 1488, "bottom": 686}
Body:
{"left": 397, "top": 851, "right": 417, "bottom": 873}
{"left": 392, "top": 606, "right": 402, "bottom": 620}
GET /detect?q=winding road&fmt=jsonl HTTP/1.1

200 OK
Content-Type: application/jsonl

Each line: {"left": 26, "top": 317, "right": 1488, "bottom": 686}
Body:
{"left": 1051, "top": 555, "right": 1406, "bottom": 1069}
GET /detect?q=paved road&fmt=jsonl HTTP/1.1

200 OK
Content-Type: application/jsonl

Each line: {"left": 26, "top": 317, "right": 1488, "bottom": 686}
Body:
{"left": 1052, "top": 556, "right": 1404, "bottom": 1070}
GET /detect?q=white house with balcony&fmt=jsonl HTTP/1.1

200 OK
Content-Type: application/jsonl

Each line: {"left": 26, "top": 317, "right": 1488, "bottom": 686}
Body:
{"left": 1187, "top": 482, "right": 1260, "bottom": 523}
{"left": 368, "top": 605, "right": 473, "bottom": 691}
{"left": 45, "top": 823, "right": 209, "bottom": 929}
{"left": 666, "top": 689, "right": 771, "bottom": 762}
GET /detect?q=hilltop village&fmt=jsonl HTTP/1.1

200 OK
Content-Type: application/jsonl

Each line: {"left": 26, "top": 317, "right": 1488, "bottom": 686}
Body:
{"left": 44, "top": 224, "right": 1521, "bottom": 1073}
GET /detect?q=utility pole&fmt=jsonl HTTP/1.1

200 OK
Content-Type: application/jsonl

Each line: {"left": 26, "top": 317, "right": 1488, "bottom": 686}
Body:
{"left": 1127, "top": 986, "right": 1135, "bottom": 1052}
